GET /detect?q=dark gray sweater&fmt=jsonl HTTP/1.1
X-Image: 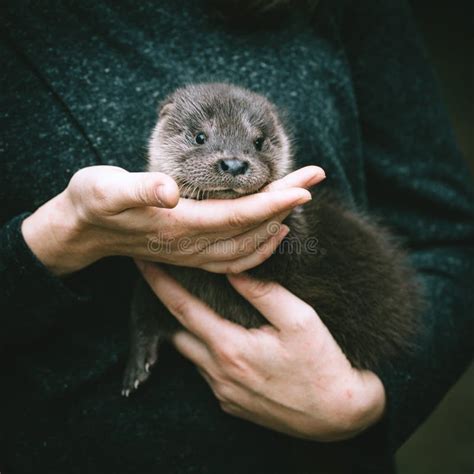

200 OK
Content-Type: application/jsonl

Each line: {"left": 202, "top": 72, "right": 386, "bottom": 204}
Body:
{"left": 1, "top": 1, "right": 473, "bottom": 473}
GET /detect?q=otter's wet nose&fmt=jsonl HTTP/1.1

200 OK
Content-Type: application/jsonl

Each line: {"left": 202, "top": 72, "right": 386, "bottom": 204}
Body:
{"left": 219, "top": 159, "right": 249, "bottom": 176}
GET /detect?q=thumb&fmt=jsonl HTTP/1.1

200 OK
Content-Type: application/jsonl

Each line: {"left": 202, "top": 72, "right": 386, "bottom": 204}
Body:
{"left": 105, "top": 171, "right": 180, "bottom": 211}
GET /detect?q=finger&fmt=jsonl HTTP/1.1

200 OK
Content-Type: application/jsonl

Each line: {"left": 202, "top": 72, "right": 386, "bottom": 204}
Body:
{"left": 136, "top": 262, "right": 248, "bottom": 345}
{"left": 197, "top": 217, "right": 284, "bottom": 260}
{"left": 227, "top": 272, "right": 316, "bottom": 332}
{"left": 200, "top": 225, "right": 289, "bottom": 273}
{"left": 198, "top": 370, "right": 251, "bottom": 412}
{"left": 195, "top": 367, "right": 254, "bottom": 412}
{"left": 171, "top": 331, "right": 215, "bottom": 369}
{"left": 175, "top": 188, "right": 311, "bottom": 232}
{"left": 263, "top": 166, "right": 326, "bottom": 192}
{"left": 197, "top": 367, "right": 215, "bottom": 389}
{"left": 183, "top": 213, "right": 284, "bottom": 252}
{"left": 101, "top": 171, "right": 180, "bottom": 212}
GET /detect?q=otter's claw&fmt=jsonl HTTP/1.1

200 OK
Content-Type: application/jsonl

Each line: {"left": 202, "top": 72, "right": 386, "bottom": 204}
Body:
{"left": 122, "top": 347, "right": 159, "bottom": 396}
{"left": 122, "top": 311, "right": 161, "bottom": 397}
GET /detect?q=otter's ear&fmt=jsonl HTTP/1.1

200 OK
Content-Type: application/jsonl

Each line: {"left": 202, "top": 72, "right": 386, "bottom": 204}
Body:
{"left": 158, "top": 98, "right": 174, "bottom": 119}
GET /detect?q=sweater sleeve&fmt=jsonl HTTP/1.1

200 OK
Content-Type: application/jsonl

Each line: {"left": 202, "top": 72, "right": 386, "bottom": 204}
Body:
{"left": 0, "top": 213, "right": 91, "bottom": 347}
{"left": 0, "top": 36, "right": 99, "bottom": 348}
{"left": 341, "top": 0, "right": 474, "bottom": 452}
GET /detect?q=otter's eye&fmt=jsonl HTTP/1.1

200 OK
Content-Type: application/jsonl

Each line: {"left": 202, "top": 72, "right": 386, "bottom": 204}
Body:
{"left": 195, "top": 132, "right": 207, "bottom": 145}
{"left": 254, "top": 136, "right": 265, "bottom": 151}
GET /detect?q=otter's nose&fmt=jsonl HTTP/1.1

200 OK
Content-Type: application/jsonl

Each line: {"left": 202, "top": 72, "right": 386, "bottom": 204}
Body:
{"left": 218, "top": 159, "right": 249, "bottom": 176}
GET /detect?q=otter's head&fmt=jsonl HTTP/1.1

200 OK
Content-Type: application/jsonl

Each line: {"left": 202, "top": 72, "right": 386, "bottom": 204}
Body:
{"left": 148, "top": 83, "right": 292, "bottom": 199}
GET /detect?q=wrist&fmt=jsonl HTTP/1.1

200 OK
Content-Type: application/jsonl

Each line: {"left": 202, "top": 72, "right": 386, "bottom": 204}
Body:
{"left": 22, "top": 191, "right": 102, "bottom": 275}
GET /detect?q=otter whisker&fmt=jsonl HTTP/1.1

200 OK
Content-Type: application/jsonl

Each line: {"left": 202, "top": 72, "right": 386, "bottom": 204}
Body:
{"left": 183, "top": 182, "right": 192, "bottom": 198}
{"left": 181, "top": 181, "right": 194, "bottom": 199}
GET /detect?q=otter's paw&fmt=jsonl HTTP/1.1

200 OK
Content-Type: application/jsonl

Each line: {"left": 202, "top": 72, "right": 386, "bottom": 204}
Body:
{"left": 121, "top": 341, "right": 159, "bottom": 397}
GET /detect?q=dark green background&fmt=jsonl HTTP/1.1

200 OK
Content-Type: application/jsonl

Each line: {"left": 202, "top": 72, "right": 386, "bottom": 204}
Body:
{"left": 397, "top": 2, "right": 473, "bottom": 472}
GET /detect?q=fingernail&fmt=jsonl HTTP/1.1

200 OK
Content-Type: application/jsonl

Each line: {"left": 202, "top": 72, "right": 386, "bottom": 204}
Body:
{"left": 294, "top": 189, "right": 312, "bottom": 205}
{"left": 308, "top": 168, "right": 326, "bottom": 186}
{"left": 281, "top": 224, "right": 290, "bottom": 237}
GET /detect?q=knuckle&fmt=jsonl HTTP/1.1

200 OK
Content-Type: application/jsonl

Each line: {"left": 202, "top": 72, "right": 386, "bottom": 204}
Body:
{"left": 290, "top": 309, "right": 316, "bottom": 332}
{"left": 90, "top": 179, "right": 110, "bottom": 205}
{"left": 227, "top": 210, "right": 248, "bottom": 230}
{"left": 213, "top": 342, "right": 236, "bottom": 364}
{"left": 213, "top": 381, "right": 233, "bottom": 402}
{"left": 224, "top": 261, "right": 244, "bottom": 275}
{"left": 219, "top": 401, "right": 236, "bottom": 415}
{"left": 213, "top": 344, "right": 247, "bottom": 377}
{"left": 168, "top": 298, "right": 192, "bottom": 319}
{"left": 68, "top": 168, "right": 86, "bottom": 189}
{"left": 70, "top": 166, "right": 96, "bottom": 188}
{"left": 247, "top": 279, "right": 277, "bottom": 301}
{"left": 214, "top": 342, "right": 238, "bottom": 363}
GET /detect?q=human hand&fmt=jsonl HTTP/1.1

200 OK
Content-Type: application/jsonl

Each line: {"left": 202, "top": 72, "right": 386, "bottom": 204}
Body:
{"left": 137, "top": 263, "right": 386, "bottom": 442}
{"left": 22, "top": 165, "right": 324, "bottom": 276}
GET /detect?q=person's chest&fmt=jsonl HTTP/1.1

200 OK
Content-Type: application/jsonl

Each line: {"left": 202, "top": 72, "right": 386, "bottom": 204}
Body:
{"left": 3, "top": 0, "right": 366, "bottom": 213}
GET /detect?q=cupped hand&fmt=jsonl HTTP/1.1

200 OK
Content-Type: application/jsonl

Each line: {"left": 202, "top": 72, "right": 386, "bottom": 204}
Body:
{"left": 22, "top": 165, "right": 324, "bottom": 275}
{"left": 137, "top": 262, "right": 386, "bottom": 442}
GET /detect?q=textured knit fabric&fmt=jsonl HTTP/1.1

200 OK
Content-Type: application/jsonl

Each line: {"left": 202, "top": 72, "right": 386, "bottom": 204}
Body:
{"left": 1, "top": 0, "right": 473, "bottom": 473}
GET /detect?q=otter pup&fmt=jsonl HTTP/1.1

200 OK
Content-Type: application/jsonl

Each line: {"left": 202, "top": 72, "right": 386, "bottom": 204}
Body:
{"left": 122, "top": 83, "right": 421, "bottom": 395}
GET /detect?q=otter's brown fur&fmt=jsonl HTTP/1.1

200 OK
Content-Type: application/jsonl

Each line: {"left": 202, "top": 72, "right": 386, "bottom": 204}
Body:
{"left": 122, "top": 83, "right": 421, "bottom": 395}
